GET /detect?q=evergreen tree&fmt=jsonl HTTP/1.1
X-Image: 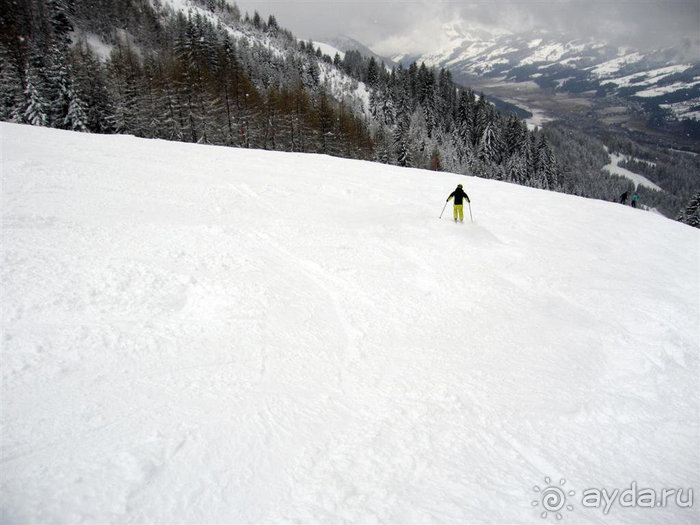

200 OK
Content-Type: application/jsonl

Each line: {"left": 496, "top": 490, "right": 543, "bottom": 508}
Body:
{"left": 314, "top": 90, "right": 335, "bottom": 154}
{"left": 266, "top": 15, "right": 278, "bottom": 35}
{"left": 63, "top": 83, "right": 88, "bottom": 131}
{"left": 0, "top": 44, "right": 23, "bottom": 121}
{"left": 70, "top": 41, "right": 112, "bottom": 133}
{"left": 393, "top": 113, "right": 412, "bottom": 167}
{"left": 45, "top": 44, "right": 73, "bottom": 127}
{"left": 477, "top": 122, "right": 501, "bottom": 165}
{"left": 536, "top": 134, "right": 557, "bottom": 189}
{"left": 677, "top": 192, "right": 700, "bottom": 228}
{"left": 261, "top": 86, "right": 280, "bottom": 150}
{"left": 456, "top": 89, "right": 475, "bottom": 147}
{"left": 473, "top": 93, "right": 490, "bottom": 147}
{"left": 306, "top": 60, "right": 320, "bottom": 87}
{"left": 525, "top": 133, "right": 538, "bottom": 182}
{"left": 106, "top": 40, "right": 141, "bottom": 134}
{"left": 505, "top": 152, "right": 527, "bottom": 184}
{"left": 366, "top": 56, "right": 378, "bottom": 88}
{"left": 21, "top": 68, "right": 48, "bottom": 126}
{"left": 409, "top": 105, "right": 430, "bottom": 168}
{"left": 46, "top": 0, "right": 74, "bottom": 43}
{"left": 503, "top": 115, "right": 525, "bottom": 158}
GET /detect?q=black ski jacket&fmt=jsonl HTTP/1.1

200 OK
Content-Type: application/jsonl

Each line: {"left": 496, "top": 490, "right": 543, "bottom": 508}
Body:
{"left": 448, "top": 187, "right": 470, "bottom": 205}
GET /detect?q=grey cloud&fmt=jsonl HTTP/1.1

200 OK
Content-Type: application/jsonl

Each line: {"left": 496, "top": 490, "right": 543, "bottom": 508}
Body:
{"left": 232, "top": 0, "right": 700, "bottom": 54}
{"left": 448, "top": 0, "right": 700, "bottom": 49}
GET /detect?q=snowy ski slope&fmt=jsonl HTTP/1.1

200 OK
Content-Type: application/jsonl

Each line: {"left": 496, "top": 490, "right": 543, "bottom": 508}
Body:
{"left": 602, "top": 152, "right": 662, "bottom": 192}
{"left": 1, "top": 123, "right": 698, "bottom": 523}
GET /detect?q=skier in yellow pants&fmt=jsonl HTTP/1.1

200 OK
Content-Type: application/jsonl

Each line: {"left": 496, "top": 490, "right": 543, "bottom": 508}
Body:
{"left": 446, "top": 184, "right": 470, "bottom": 222}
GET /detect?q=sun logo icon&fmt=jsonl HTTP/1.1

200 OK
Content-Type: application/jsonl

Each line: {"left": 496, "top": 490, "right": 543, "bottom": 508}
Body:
{"left": 532, "top": 477, "right": 575, "bottom": 520}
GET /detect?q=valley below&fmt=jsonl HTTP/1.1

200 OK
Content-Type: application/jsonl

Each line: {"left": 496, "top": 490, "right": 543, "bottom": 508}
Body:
{"left": 456, "top": 75, "right": 700, "bottom": 154}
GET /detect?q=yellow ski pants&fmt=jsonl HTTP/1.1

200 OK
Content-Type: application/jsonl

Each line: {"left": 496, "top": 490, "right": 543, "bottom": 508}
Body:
{"left": 453, "top": 204, "right": 464, "bottom": 220}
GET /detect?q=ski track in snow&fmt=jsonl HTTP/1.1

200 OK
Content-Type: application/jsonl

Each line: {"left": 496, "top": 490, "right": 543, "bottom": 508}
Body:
{"left": 1, "top": 123, "right": 698, "bottom": 524}
{"left": 602, "top": 151, "right": 663, "bottom": 192}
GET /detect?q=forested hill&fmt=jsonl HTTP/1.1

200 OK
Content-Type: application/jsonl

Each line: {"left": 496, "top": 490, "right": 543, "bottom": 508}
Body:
{"left": 0, "top": 0, "right": 696, "bottom": 222}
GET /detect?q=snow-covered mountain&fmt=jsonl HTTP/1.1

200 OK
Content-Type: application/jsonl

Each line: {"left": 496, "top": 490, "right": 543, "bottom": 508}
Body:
{"left": 318, "top": 35, "right": 397, "bottom": 67}
{"left": 73, "top": 0, "right": 372, "bottom": 119}
{"left": 391, "top": 23, "right": 700, "bottom": 122}
{"left": 2, "top": 123, "right": 698, "bottom": 523}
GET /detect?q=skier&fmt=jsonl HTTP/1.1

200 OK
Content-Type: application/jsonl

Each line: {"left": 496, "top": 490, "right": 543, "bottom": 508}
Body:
{"left": 619, "top": 191, "right": 628, "bottom": 204}
{"left": 446, "top": 183, "right": 470, "bottom": 222}
{"left": 631, "top": 192, "right": 639, "bottom": 208}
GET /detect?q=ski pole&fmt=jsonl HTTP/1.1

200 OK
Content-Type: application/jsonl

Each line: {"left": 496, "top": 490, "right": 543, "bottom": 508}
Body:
{"left": 468, "top": 201, "right": 473, "bottom": 223}
{"left": 439, "top": 200, "right": 448, "bottom": 219}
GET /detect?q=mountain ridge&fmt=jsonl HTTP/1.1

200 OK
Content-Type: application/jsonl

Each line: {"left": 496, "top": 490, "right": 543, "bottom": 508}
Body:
{"left": 384, "top": 24, "right": 700, "bottom": 124}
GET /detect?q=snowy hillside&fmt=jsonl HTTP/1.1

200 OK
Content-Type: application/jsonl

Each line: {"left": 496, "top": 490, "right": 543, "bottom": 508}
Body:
{"left": 1, "top": 123, "right": 698, "bottom": 524}
{"left": 602, "top": 148, "right": 662, "bottom": 192}
{"left": 75, "top": 0, "right": 372, "bottom": 118}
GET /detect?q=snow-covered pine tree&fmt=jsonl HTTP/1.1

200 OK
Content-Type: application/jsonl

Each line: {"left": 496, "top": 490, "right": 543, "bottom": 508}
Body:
{"left": 456, "top": 89, "right": 475, "bottom": 147}
{"left": 305, "top": 60, "right": 320, "bottom": 87}
{"left": 409, "top": 105, "right": 431, "bottom": 168}
{"left": 536, "top": 134, "right": 557, "bottom": 189}
{"left": 525, "top": 133, "right": 538, "bottom": 183}
{"left": 266, "top": 15, "right": 279, "bottom": 37}
{"left": 106, "top": 40, "right": 141, "bottom": 135}
{"left": 436, "top": 69, "right": 455, "bottom": 131}
{"left": 372, "top": 125, "right": 391, "bottom": 164}
{"left": 21, "top": 68, "right": 48, "bottom": 126}
{"left": 503, "top": 115, "right": 525, "bottom": 159}
{"left": 0, "top": 44, "right": 23, "bottom": 122}
{"left": 46, "top": 0, "right": 74, "bottom": 44}
{"left": 63, "top": 83, "right": 88, "bottom": 131}
{"left": 45, "top": 45, "right": 73, "bottom": 128}
{"left": 393, "top": 113, "right": 412, "bottom": 167}
{"left": 380, "top": 91, "right": 396, "bottom": 127}
{"left": 473, "top": 94, "right": 490, "bottom": 147}
{"left": 366, "top": 57, "right": 379, "bottom": 88}
{"left": 477, "top": 122, "right": 501, "bottom": 166}
{"left": 70, "top": 41, "right": 112, "bottom": 133}
{"left": 677, "top": 192, "right": 700, "bottom": 228}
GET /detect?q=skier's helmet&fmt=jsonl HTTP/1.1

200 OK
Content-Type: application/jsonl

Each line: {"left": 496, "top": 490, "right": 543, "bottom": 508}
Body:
{"left": 458, "top": 184, "right": 463, "bottom": 188}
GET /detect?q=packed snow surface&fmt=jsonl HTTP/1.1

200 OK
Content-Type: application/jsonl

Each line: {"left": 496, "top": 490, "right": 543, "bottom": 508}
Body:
{"left": 634, "top": 80, "right": 700, "bottom": 98}
{"left": 600, "top": 64, "right": 694, "bottom": 89}
{"left": 1, "top": 123, "right": 698, "bottom": 524}
{"left": 589, "top": 53, "right": 645, "bottom": 78}
{"left": 313, "top": 41, "right": 345, "bottom": 60}
{"left": 602, "top": 151, "right": 663, "bottom": 191}
{"left": 661, "top": 98, "right": 700, "bottom": 121}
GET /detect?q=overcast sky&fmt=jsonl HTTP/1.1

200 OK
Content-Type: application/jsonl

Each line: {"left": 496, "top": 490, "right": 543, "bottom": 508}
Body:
{"left": 232, "top": 0, "right": 700, "bottom": 56}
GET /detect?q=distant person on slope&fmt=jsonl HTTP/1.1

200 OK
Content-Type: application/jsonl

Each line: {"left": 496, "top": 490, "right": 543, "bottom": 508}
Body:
{"left": 631, "top": 192, "right": 639, "bottom": 208}
{"left": 619, "top": 191, "right": 628, "bottom": 204}
{"left": 446, "top": 184, "right": 470, "bottom": 222}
